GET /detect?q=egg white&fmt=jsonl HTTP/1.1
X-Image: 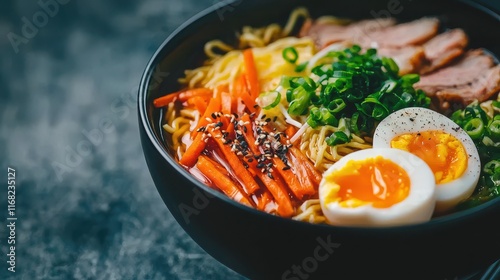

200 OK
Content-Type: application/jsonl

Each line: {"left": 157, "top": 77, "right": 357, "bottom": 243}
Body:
{"left": 372, "top": 107, "right": 481, "bottom": 213}
{"left": 319, "top": 148, "right": 436, "bottom": 227}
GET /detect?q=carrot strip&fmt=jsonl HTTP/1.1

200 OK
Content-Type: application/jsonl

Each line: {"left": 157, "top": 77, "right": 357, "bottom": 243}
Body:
{"left": 237, "top": 114, "right": 294, "bottom": 216}
{"left": 187, "top": 96, "right": 208, "bottom": 114}
{"left": 266, "top": 123, "right": 322, "bottom": 186}
{"left": 243, "top": 49, "right": 260, "bottom": 99}
{"left": 196, "top": 156, "right": 253, "bottom": 207}
{"left": 290, "top": 146, "right": 322, "bottom": 186}
{"left": 234, "top": 74, "right": 257, "bottom": 113}
{"left": 154, "top": 88, "right": 212, "bottom": 108}
{"left": 179, "top": 132, "right": 206, "bottom": 167}
{"left": 208, "top": 124, "right": 260, "bottom": 195}
{"left": 287, "top": 151, "right": 316, "bottom": 196}
{"left": 221, "top": 91, "right": 232, "bottom": 115}
{"left": 239, "top": 114, "right": 312, "bottom": 200}
{"left": 252, "top": 190, "right": 276, "bottom": 213}
{"left": 257, "top": 170, "right": 294, "bottom": 217}
{"left": 216, "top": 84, "right": 232, "bottom": 115}
{"left": 191, "top": 90, "right": 222, "bottom": 138}
{"left": 285, "top": 125, "right": 298, "bottom": 138}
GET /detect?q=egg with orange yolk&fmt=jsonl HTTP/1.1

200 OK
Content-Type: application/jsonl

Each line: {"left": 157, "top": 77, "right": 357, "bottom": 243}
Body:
{"left": 373, "top": 107, "right": 481, "bottom": 213}
{"left": 319, "top": 148, "right": 436, "bottom": 227}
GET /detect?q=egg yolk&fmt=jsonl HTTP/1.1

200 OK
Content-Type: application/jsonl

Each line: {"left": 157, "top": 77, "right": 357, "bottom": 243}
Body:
{"left": 390, "top": 131, "right": 467, "bottom": 184}
{"left": 324, "top": 156, "right": 410, "bottom": 208}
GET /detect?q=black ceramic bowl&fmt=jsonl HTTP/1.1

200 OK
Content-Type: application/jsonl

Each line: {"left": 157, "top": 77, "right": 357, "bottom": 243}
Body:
{"left": 139, "top": 0, "right": 500, "bottom": 279}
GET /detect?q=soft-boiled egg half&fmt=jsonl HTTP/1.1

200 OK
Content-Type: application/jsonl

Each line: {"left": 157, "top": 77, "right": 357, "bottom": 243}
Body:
{"left": 373, "top": 107, "right": 481, "bottom": 213}
{"left": 319, "top": 148, "right": 436, "bottom": 227}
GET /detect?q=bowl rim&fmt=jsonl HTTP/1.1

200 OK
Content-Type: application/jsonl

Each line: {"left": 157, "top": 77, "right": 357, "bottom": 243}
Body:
{"left": 138, "top": 0, "right": 500, "bottom": 233}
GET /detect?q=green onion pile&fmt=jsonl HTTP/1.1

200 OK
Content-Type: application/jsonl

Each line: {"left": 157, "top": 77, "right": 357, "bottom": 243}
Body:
{"left": 452, "top": 102, "right": 500, "bottom": 209}
{"left": 280, "top": 45, "right": 430, "bottom": 145}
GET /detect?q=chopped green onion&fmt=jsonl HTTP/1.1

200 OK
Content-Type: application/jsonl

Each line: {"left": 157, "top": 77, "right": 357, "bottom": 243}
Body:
{"left": 282, "top": 47, "right": 299, "bottom": 64}
{"left": 381, "top": 57, "right": 399, "bottom": 75}
{"left": 259, "top": 91, "right": 281, "bottom": 110}
{"left": 282, "top": 44, "right": 429, "bottom": 137}
{"left": 488, "top": 119, "right": 500, "bottom": 140}
{"left": 484, "top": 160, "right": 500, "bottom": 175}
{"left": 327, "top": 99, "right": 346, "bottom": 114}
{"left": 401, "top": 73, "right": 420, "bottom": 84}
{"left": 325, "top": 131, "right": 350, "bottom": 146}
{"left": 464, "top": 118, "right": 485, "bottom": 140}
{"left": 295, "top": 61, "right": 308, "bottom": 72}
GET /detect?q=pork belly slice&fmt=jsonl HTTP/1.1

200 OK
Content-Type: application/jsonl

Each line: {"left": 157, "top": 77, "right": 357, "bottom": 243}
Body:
{"left": 415, "top": 49, "right": 500, "bottom": 110}
{"left": 377, "top": 46, "right": 426, "bottom": 75}
{"left": 419, "top": 29, "right": 469, "bottom": 74}
{"left": 300, "top": 18, "right": 397, "bottom": 49}
{"left": 302, "top": 16, "right": 439, "bottom": 50}
{"left": 362, "top": 17, "right": 440, "bottom": 48}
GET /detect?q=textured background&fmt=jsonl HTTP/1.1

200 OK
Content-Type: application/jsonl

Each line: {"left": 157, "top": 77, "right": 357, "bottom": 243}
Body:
{"left": 0, "top": 0, "right": 499, "bottom": 279}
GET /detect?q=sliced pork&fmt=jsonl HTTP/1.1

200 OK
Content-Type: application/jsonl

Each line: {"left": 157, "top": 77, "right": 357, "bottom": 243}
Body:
{"left": 377, "top": 46, "right": 426, "bottom": 75}
{"left": 360, "top": 17, "right": 439, "bottom": 48}
{"left": 419, "top": 29, "right": 469, "bottom": 74}
{"left": 302, "top": 17, "right": 438, "bottom": 50}
{"left": 415, "top": 49, "right": 500, "bottom": 110}
{"left": 301, "top": 18, "right": 396, "bottom": 49}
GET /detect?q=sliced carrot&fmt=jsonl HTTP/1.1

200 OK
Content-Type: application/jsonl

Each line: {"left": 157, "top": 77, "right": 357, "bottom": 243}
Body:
{"left": 239, "top": 114, "right": 312, "bottom": 200}
{"left": 179, "top": 132, "right": 206, "bottom": 167}
{"left": 196, "top": 155, "right": 253, "bottom": 207}
{"left": 242, "top": 49, "right": 260, "bottom": 99}
{"left": 187, "top": 96, "right": 208, "bottom": 114}
{"left": 273, "top": 121, "right": 322, "bottom": 188}
{"left": 287, "top": 151, "right": 316, "bottom": 196}
{"left": 234, "top": 74, "right": 257, "bottom": 113}
{"left": 262, "top": 122, "right": 322, "bottom": 187}
{"left": 208, "top": 124, "right": 260, "bottom": 195}
{"left": 290, "top": 146, "right": 322, "bottom": 187}
{"left": 191, "top": 90, "right": 222, "bottom": 138}
{"left": 154, "top": 88, "right": 212, "bottom": 108}
{"left": 252, "top": 190, "right": 276, "bottom": 213}
{"left": 285, "top": 125, "right": 298, "bottom": 138}
{"left": 237, "top": 114, "right": 294, "bottom": 217}
{"left": 257, "top": 170, "right": 294, "bottom": 217}
{"left": 217, "top": 84, "right": 232, "bottom": 115}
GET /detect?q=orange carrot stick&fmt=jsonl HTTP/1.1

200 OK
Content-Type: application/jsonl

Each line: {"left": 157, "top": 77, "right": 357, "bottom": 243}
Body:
{"left": 221, "top": 91, "right": 232, "bottom": 115}
{"left": 257, "top": 170, "right": 294, "bottom": 217}
{"left": 214, "top": 84, "right": 231, "bottom": 115}
{"left": 242, "top": 49, "right": 260, "bottom": 99}
{"left": 187, "top": 96, "right": 208, "bottom": 114}
{"left": 252, "top": 190, "right": 275, "bottom": 213}
{"left": 196, "top": 156, "right": 253, "bottom": 207}
{"left": 287, "top": 151, "right": 316, "bottom": 196}
{"left": 191, "top": 90, "right": 222, "bottom": 138}
{"left": 154, "top": 88, "right": 212, "bottom": 108}
{"left": 208, "top": 124, "right": 260, "bottom": 195}
{"left": 179, "top": 132, "right": 206, "bottom": 167}
{"left": 239, "top": 114, "right": 312, "bottom": 200}
{"left": 234, "top": 74, "right": 257, "bottom": 113}
{"left": 290, "top": 146, "right": 322, "bottom": 187}
{"left": 236, "top": 114, "right": 294, "bottom": 216}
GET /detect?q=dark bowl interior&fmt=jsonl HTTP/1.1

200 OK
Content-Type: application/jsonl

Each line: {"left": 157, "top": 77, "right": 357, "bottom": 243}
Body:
{"left": 138, "top": 0, "right": 500, "bottom": 279}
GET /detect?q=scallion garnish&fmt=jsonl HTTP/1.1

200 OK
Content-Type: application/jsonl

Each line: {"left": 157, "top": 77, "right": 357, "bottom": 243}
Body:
{"left": 282, "top": 47, "right": 299, "bottom": 64}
